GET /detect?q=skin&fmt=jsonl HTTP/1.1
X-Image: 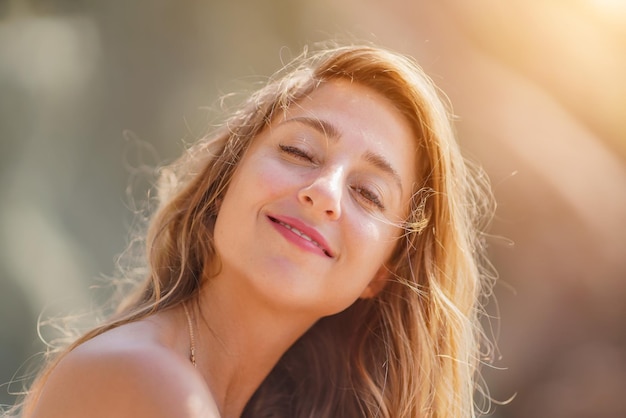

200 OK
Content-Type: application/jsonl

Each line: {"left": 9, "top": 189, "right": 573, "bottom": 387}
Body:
{"left": 29, "top": 79, "right": 418, "bottom": 418}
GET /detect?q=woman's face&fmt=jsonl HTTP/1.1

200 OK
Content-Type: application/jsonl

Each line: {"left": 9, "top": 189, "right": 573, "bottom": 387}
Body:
{"left": 213, "top": 79, "right": 418, "bottom": 318}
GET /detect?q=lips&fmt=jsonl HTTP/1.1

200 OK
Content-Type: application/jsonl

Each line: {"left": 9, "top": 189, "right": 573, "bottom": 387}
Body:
{"left": 268, "top": 215, "right": 334, "bottom": 258}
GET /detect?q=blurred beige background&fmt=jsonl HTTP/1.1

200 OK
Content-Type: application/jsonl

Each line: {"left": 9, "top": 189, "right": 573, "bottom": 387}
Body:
{"left": 1, "top": 1, "right": 625, "bottom": 416}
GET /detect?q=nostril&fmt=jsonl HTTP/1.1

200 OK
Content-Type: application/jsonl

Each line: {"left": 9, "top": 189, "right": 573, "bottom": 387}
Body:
{"left": 298, "top": 185, "right": 341, "bottom": 219}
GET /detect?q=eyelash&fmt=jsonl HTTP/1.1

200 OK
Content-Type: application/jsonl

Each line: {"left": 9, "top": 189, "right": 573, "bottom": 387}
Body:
{"left": 351, "top": 185, "right": 385, "bottom": 210}
{"left": 279, "top": 144, "right": 385, "bottom": 210}
{"left": 279, "top": 144, "right": 315, "bottom": 163}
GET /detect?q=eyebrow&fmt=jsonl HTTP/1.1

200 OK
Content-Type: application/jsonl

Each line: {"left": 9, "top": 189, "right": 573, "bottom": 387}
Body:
{"left": 281, "top": 116, "right": 404, "bottom": 193}
{"left": 283, "top": 116, "right": 341, "bottom": 142}
{"left": 362, "top": 150, "right": 403, "bottom": 192}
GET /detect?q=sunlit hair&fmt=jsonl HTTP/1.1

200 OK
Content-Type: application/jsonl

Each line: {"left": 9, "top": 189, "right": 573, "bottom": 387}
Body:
{"left": 18, "top": 43, "right": 495, "bottom": 417}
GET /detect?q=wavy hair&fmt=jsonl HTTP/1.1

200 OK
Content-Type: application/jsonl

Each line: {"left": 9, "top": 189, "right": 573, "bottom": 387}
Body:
{"left": 18, "top": 43, "right": 495, "bottom": 417}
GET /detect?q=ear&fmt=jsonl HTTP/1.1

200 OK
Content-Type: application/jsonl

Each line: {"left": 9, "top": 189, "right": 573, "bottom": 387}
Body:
{"left": 360, "top": 265, "right": 391, "bottom": 299}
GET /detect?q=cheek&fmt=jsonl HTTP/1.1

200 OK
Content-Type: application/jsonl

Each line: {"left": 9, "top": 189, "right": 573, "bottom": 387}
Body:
{"left": 248, "top": 158, "right": 304, "bottom": 199}
{"left": 348, "top": 217, "right": 399, "bottom": 266}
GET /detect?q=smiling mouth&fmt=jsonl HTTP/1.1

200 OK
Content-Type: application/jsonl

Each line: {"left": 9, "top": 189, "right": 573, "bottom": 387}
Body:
{"left": 268, "top": 216, "right": 333, "bottom": 258}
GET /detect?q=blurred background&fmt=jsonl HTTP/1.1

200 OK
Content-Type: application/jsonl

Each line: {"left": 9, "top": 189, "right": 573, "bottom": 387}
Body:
{"left": 1, "top": 0, "right": 625, "bottom": 416}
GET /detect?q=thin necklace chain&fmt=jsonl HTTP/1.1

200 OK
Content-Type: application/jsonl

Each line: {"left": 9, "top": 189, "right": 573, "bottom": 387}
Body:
{"left": 182, "top": 303, "right": 197, "bottom": 367}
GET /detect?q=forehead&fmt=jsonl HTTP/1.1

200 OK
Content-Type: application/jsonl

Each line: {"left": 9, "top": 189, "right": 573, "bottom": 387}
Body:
{"left": 283, "top": 79, "right": 415, "bottom": 140}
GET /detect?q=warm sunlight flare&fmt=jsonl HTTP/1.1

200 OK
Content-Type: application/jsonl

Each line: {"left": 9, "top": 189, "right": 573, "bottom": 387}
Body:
{"left": 586, "top": 0, "right": 626, "bottom": 14}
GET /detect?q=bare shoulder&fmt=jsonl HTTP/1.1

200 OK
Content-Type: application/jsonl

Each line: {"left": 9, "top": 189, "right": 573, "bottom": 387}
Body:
{"left": 29, "top": 322, "right": 219, "bottom": 418}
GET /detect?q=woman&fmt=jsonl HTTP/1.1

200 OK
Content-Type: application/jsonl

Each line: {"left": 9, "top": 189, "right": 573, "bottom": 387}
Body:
{"left": 16, "top": 43, "right": 494, "bottom": 417}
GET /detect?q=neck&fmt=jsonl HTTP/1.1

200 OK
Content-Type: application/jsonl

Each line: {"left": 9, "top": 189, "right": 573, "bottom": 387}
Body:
{"left": 192, "top": 273, "right": 316, "bottom": 418}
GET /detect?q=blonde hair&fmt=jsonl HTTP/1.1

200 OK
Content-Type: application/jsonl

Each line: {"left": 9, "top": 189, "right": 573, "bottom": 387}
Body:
{"left": 18, "top": 43, "right": 495, "bottom": 417}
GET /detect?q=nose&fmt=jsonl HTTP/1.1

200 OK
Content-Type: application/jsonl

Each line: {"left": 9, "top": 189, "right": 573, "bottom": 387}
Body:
{"left": 297, "top": 168, "right": 343, "bottom": 221}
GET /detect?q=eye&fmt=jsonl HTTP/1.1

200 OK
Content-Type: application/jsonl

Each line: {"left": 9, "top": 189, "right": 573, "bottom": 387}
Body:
{"left": 351, "top": 185, "right": 385, "bottom": 210}
{"left": 279, "top": 144, "right": 316, "bottom": 163}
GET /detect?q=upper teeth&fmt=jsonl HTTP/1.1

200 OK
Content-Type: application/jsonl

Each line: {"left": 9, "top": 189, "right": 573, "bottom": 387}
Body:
{"left": 276, "top": 220, "right": 325, "bottom": 250}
